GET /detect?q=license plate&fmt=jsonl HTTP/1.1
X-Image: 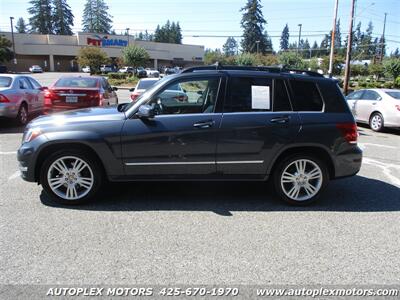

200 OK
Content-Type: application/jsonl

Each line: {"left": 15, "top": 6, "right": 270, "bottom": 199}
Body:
{"left": 66, "top": 96, "right": 78, "bottom": 103}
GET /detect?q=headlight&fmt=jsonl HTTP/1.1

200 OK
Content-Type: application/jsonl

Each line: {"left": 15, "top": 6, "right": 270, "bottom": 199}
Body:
{"left": 22, "top": 128, "right": 42, "bottom": 144}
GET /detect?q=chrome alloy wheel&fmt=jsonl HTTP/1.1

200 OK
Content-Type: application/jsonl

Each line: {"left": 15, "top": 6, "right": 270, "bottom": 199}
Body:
{"left": 280, "top": 159, "right": 323, "bottom": 202}
{"left": 19, "top": 106, "right": 28, "bottom": 124}
{"left": 371, "top": 114, "right": 382, "bottom": 131}
{"left": 47, "top": 156, "right": 94, "bottom": 201}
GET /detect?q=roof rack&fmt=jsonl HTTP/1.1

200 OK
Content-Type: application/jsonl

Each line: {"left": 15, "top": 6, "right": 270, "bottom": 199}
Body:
{"left": 181, "top": 62, "right": 324, "bottom": 78}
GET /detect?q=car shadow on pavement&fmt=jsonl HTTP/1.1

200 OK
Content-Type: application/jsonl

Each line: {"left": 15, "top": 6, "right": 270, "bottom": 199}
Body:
{"left": 40, "top": 175, "right": 400, "bottom": 215}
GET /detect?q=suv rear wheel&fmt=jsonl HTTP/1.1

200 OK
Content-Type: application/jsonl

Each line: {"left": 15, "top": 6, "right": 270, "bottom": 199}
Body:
{"left": 273, "top": 155, "right": 328, "bottom": 205}
{"left": 40, "top": 149, "right": 103, "bottom": 205}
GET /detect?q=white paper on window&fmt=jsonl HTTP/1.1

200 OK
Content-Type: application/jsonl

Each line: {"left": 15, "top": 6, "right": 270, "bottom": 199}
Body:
{"left": 251, "top": 85, "right": 270, "bottom": 110}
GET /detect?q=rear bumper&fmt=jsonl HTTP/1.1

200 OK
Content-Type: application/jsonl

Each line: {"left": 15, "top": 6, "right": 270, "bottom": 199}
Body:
{"left": 334, "top": 145, "right": 363, "bottom": 179}
{"left": 0, "top": 103, "right": 19, "bottom": 118}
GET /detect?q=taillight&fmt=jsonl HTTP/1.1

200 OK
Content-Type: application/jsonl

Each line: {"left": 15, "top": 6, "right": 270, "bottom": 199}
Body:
{"left": 336, "top": 122, "right": 358, "bottom": 144}
{"left": 0, "top": 94, "right": 10, "bottom": 103}
{"left": 98, "top": 93, "right": 103, "bottom": 106}
{"left": 44, "top": 90, "right": 54, "bottom": 106}
{"left": 395, "top": 105, "right": 400, "bottom": 112}
{"left": 130, "top": 92, "right": 140, "bottom": 101}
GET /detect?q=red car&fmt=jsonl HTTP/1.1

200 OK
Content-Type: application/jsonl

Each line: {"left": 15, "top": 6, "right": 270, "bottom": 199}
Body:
{"left": 44, "top": 76, "right": 118, "bottom": 114}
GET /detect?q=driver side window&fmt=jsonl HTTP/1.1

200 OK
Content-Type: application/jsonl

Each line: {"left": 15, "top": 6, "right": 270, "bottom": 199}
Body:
{"left": 150, "top": 77, "right": 221, "bottom": 115}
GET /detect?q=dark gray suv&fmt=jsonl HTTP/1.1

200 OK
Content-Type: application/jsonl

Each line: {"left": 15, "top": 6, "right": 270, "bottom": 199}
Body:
{"left": 17, "top": 65, "right": 362, "bottom": 205}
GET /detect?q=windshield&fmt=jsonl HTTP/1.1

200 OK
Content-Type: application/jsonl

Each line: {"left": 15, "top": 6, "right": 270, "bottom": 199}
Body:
{"left": 0, "top": 77, "right": 12, "bottom": 87}
{"left": 137, "top": 79, "right": 159, "bottom": 90}
{"left": 54, "top": 77, "right": 98, "bottom": 88}
{"left": 123, "top": 76, "right": 169, "bottom": 112}
{"left": 386, "top": 91, "right": 400, "bottom": 99}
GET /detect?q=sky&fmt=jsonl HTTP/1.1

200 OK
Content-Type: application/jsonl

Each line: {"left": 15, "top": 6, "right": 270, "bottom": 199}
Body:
{"left": 0, "top": 0, "right": 399, "bottom": 54}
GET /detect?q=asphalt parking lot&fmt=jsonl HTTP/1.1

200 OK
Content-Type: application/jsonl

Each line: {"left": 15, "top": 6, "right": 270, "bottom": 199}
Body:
{"left": 0, "top": 73, "right": 399, "bottom": 286}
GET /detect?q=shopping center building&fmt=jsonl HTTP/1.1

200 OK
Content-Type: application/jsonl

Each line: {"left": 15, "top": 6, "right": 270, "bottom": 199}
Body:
{"left": 0, "top": 32, "right": 205, "bottom": 72}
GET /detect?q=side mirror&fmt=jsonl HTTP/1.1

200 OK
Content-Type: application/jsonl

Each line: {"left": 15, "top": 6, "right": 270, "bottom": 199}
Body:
{"left": 377, "top": 96, "right": 382, "bottom": 101}
{"left": 136, "top": 104, "right": 155, "bottom": 119}
{"left": 117, "top": 103, "right": 128, "bottom": 112}
{"left": 112, "top": 86, "right": 118, "bottom": 91}
{"left": 39, "top": 86, "right": 48, "bottom": 91}
{"left": 129, "top": 87, "right": 135, "bottom": 92}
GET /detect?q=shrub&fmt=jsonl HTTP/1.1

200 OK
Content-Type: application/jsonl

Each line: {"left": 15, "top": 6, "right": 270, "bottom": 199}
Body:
{"left": 235, "top": 52, "right": 256, "bottom": 66}
{"left": 368, "top": 63, "right": 384, "bottom": 78}
{"left": 278, "top": 52, "right": 305, "bottom": 69}
{"left": 351, "top": 64, "right": 368, "bottom": 77}
{"left": 107, "top": 72, "right": 127, "bottom": 79}
{"left": 394, "top": 76, "right": 400, "bottom": 88}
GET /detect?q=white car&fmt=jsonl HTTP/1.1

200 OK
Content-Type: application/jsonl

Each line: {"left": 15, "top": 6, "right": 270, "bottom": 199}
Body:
{"left": 145, "top": 68, "right": 160, "bottom": 78}
{"left": 346, "top": 88, "right": 400, "bottom": 132}
{"left": 29, "top": 65, "right": 43, "bottom": 73}
{"left": 82, "top": 66, "right": 91, "bottom": 73}
{"left": 119, "top": 67, "right": 135, "bottom": 74}
{"left": 130, "top": 78, "right": 187, "bottom": 103}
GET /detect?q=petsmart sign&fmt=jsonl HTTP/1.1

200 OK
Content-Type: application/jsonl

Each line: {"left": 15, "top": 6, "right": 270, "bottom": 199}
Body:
{"left": 87, "top": 35, "right": 128, "bottom": 47}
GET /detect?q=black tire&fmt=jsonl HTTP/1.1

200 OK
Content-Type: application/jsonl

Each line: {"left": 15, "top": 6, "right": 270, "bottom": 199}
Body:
{"left": 16, "top": 103, "right": 28, "bottom": 125}
{"left": 369, "top": 112, "right": 384, "bottom": 132}
{"left": 40, "top": 149, "right": 103, "bottom": 205}
{"left": 273, "top": 154, "right": 329, "bottom": 206}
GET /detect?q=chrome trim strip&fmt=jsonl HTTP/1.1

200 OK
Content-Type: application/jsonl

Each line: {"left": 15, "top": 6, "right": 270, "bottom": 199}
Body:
{"left": 59, "top": 94, "right": 87, "bottom": 97}
{"left": 217, "top": 160, "right": 264, "bottom": 164}
{"left": 125, "top": 160, "right": 264, "bottom": 166}
{"left": 125, "top": 161, "right": 215, "bottom": 166}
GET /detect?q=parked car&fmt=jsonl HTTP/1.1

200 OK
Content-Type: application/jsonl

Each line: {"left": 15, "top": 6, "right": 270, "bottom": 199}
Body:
{"left": 346, "top": 88, "right": 400, "bottom": 132}
{"left": 0, "top": 74, "right": 46, "bottom": 125}
{"left": 164, "top": 67, "right": 177, "bottom": 75}
{"left": 82, "top": 66, "right": 91, "bottom": 73}
{"left": 100, "top": 65, "right": 116, "bottom": 74}
{"left": 29, "top": 65, "right": 43, "bottom": 73}
{"left": 145, "top": 68, "right": 160, "bottom": 78}
{"left": 130, "top": 78, "right": 187, "bottom": 103}
{"left": 136, "top": 67, "right": 147, "bottom": 78}
{"left": 119, "top": 67, "right": 134, "bottom": 75}
{"left": 43, "top": 76, "right": 118, "bottom": 114}
{"left": 17, "top": 64, "right": 362, "bottom": 206}
{"left": 130, "top": 78, "right": 159, "bottom": 101}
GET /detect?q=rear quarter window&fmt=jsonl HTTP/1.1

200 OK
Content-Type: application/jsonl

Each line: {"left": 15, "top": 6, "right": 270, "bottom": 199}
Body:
{"left": 289, "top": 80, "right": 323, "bottom": 111}
{"left": 318, "top": 81, "right": 349, "bottom": 113}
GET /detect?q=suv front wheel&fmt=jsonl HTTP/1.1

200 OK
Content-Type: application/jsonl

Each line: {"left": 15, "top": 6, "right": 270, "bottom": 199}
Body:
{"left": 273, "top": 155, "right": 329, "bottom": 205}
{"left": 40, "top": 149, "right": 103, "bottom": 205}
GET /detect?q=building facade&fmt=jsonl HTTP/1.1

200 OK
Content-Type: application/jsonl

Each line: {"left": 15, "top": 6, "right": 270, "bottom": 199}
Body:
{"left": 1, "top": 32, "right": 205, "bottom": 72}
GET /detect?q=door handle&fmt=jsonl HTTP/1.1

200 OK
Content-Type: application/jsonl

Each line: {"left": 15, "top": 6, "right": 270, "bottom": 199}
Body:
{"left": 270, "top": 116, "right": 290, "bottom": 124}
{"left": 372, "top": 102, "right": 377, "bottom": 105}
{"left": 193, "top": 120, "right": 214, "bottom": 129}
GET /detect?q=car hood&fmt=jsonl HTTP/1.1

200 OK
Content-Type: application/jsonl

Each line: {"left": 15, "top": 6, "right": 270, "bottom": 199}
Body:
{"left": 27, "top": 106, "right": 126, "bottom": 128}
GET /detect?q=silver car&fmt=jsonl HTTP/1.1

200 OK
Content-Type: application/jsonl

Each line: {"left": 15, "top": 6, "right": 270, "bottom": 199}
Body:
{"left": 0, "top": 75, "right": 46, "bottom": 125}
{"left": 346, "top": 88, "right": 400, "bottom": 132}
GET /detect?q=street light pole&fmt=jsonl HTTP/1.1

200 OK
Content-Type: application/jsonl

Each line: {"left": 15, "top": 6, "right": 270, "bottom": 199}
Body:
{"left": 328, "top": 0, "right": 339, "bottom": 78}
{"left": 343, "top": 0, "right": 356, "bottom": 95}
{"left": 9, "top": 17, "right": 17, "bottom": 65}
{"left": 126, "top": 28, "right": 130, "bottom": 46}
{"left": 297, "top": 24, "right": 302, "bottom": 53}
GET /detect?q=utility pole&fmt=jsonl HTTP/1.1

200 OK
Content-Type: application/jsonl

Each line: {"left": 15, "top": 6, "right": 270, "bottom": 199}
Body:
{"left": 380, "top": 13, "right": 387, "bottom": 62}
{"left": 297, "top": 24, "right": 302, "bottom": 53}
{"left": 343, "top": 0, "right": 356, "bottom": 95}
{"left": 9, "top": 17, "right": 17, "bottom": 65}
{"left": 328, "top": 0, "right": 339, "bottom": 78}
{"left": 256, "top": 40, "right": 260, "bottom": 54}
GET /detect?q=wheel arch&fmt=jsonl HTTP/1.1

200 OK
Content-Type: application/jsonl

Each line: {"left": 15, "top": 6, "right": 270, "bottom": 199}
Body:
{"left": 268, "top": 145, "right": 335, "bottom": 180}
{"left": 34, "top": 142, "right": 105, "bottom": 183}
{"left": 369, "top": 110, "right": 383, "bottom": 122}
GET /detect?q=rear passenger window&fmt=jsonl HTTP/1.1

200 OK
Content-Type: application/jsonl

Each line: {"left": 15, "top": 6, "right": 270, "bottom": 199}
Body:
{"left": 225, "top": 77, "right": 272, "bottom": 112}
{"left": 273, "top": 79, "right": 292, "bottom": 111}
{"left": 290, "top": 80, "right": 323, "bottom": 111}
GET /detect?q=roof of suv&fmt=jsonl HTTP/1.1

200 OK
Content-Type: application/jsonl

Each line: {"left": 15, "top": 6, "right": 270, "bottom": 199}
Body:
{"left": 181, "top": 64, "right": 330, "bottom": 81}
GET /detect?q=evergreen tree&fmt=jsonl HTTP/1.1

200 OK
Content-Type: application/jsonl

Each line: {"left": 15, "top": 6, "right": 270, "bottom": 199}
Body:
{"left": 311, "top": 41, "right": 319, "bottom": 57}
{"left": 154, "top": 21, "right": 182, "bottom": 44}
{"left": 28, "top": 0, "right": 53, "bottom": 34}
{"left": 280, "top": 24, "right": 289, "bottom": 51}
{"left": 223, "top": 37, "right": 238, "bottom": 56}
{"left": 52, "top": 0, "right": 74, "bottom": 35}
{"left": 334, "top": 19, "right": 342, "bottom": 49}
{"left": 240, "top": 0, "right": 268, "bottom": 53}
{"left": 264, "top": 31, "right": 273, "bottom": 54}
{"left": 391, "top": 48, "right": 399, "bottom": 58}
{"left": 82, "top": 0, "right": 113, "bottom": 33}
{"left": 319, "top": 34, "right": 330, "bottom": 56}
{"left": 15, "top": 18, "right": 28, "bottom": 33}
{"left": 302, "top": 38, "right": 311, "bottom": 58}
